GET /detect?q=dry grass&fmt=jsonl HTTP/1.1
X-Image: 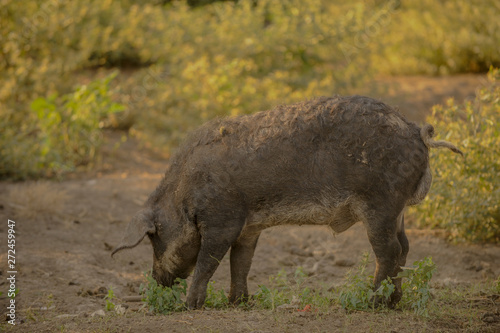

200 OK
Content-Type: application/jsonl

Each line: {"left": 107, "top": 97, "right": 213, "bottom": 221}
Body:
{"left": 8, "top": 181, "right": 67, "bottom": 220}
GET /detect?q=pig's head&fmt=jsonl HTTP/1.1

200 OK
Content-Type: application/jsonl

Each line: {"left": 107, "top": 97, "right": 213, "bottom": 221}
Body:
{"left": 112, "top": 207, "right": 201, "bottom": 287}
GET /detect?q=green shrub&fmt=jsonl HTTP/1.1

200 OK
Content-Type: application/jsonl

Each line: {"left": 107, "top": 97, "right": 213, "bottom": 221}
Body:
{"left": 204, "top": 281, "right": 229, "bottom": 309}
{"left": 369, "top": 0, "right": 500, "bottom": 74}
{"left": 338, "top": 254, "right": 436, "bottom": 315}
{"left": 338, "top": 252, "right": 394, "bottom": 311}
{"left": 253, "top": 267, "right": 331, "bottom": 311}
{"left": 410, "top": 67, "right": 500, "bottom": 243}
{"left": 140, "top": 272, "right": 187, "bottom": 314}
{"left": 121, "top": 0, "right": 375, "bottom": 151}
{"left": 139, "top": 272, "right": 226, "bottom": 313}
{"left": 2, "top": 0, "right": 375, "bottom": 166}
{"left": 397, "top": 257, "right": 437, "bottom": 316}
{"left": 253, "top": 269, "right": 292, "bottom": 310}
{"left": 2, "top": 0, "right": 500, "bottom": 180}
{"left": 0, "top": 73, "right": 123, "bottom": 179}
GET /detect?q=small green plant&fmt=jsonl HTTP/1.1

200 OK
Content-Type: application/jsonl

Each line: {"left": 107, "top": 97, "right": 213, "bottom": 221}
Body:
{"left": 0, "top": 72, "right": 124, "bottom": 179}
{"left": 254, "top": 283, "right": 288, "bottom": 311}
{"left": 104, "top": 287, "right": 116, "bottom": 311}
{"left": 253, "top": 269, "right": 289, "bottom": 310}
{"left": 140, "top": 272, "right": 187, "bottom": 314}
{"left": 338, "top": 254, "right": 436, "bottom": 314}
{"left": 204, "top": 281, "right": 229, "bottom": 309}
{"left": 253, "top": 267, "right": 331, "bottom": 311}
{"left": 30, "top": 72, "right": 124, "bottom": 175}
{"left": 397, "top": 257, "right": 437, "bottom": 316}
{"left": 338, "top": 252, "right": 394, "bottom": 311}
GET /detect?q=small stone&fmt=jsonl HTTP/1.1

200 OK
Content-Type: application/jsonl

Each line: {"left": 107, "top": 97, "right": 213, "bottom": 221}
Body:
{"left": 93, "top": 286, "right": 107, "bottom": 296}
{"left": 290, "top": 246, "right": 313, "bottom": 257}
{"left": 55, "top": 314, "right": 78, "bottom": 319}
{"left": 312, "top": 250, "right": 326, "bottom": 259}
{"left": 91, "top": 309, "right": 106, "bottom": 318}
{"left": 335, "top": 259, "right": 355, "bottom": 267}
{"left": 40, "top": 306, "right": 55, "bottom": 311}
{"left": 115, "top": 304, "right": 126, "bottom": 315}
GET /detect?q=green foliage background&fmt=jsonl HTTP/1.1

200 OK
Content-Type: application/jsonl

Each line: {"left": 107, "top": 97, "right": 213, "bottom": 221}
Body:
{"left": 1, "top": 0, "right": 499, "bottom": 242}
{"left": 410, "top": 68, "right": 500, "bottom": 243}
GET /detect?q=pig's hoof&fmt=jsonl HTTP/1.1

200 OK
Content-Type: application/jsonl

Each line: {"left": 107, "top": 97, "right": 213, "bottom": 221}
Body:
{"left": 186, "top": 295, "right": 205, "bottom": 310}
{"left": 371, "top": 291, "right": 401, "bottom": 309}
{"left": 229, "top": 293, "right": 249, "bottom": 305}
{"left": 388, "top": 291, "right": 402, "bottom": 309}
{"left": 371, "top": 295, "right": 388, "bottom": 308}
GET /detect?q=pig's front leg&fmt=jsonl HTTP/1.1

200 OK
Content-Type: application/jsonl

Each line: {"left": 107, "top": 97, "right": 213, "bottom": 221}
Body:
{"left": 229, "top": 232, "right": 261, "bottom": 304}
{"left": 187, "top": 219, "right": 245, "bottom": 309}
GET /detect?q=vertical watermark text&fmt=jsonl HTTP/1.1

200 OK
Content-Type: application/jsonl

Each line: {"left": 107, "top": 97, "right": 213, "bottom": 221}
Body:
{"left": 7, "top": 219, "right": 17, "bottom": 325}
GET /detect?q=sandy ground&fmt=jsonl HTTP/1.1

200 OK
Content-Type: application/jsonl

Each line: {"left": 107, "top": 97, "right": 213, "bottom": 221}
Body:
{"left": 0, "top": 74, "right": 498, "bottom": 332}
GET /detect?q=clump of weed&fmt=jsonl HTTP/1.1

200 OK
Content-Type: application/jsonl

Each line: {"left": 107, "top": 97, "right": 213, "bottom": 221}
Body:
{"left": 337, "top": 253, "right": 436, "bottom": 315}
{"left": 204, "top": 281, "right": 229, "bottom": 309}
{"left": 140, "top": 271, "right": 187, "bottom": 314}
{"left": 338, "top": 252, "right": 394, "bottom": 311}
{"left": 104, "top": 287, "right": 116, "bottom": 311}
{"left": 254, "top": 267, "right": 331, "bottom": 311}
{"left": 397, "top": 257, "right": 437, "bottom": 316}
{"left": 138, "top": 256, "right": 436, "bottom": 315}
{"left": 253, "top": 269, "right": 290, "bottom": 310}
{"left": 140, "top": 272, "right": 230, "bottom": 312}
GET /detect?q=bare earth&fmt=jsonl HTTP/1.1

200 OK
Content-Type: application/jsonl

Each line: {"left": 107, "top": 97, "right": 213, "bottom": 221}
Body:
{"left": 0, "top": 74, "right": 498, "bottom": 332}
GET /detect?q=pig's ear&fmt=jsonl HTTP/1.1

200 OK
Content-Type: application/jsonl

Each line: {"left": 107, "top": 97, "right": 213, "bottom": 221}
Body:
{"left": 111, "top": 209, "right": 156, "bottom": 257}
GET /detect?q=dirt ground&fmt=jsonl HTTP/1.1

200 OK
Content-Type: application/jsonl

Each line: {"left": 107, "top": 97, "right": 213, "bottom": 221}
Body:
{"left": 1, "top": 74, "right": 499, "bottom": 332}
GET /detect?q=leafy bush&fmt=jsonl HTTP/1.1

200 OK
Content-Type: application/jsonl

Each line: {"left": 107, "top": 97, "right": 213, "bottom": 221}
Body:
{"left": 2, "top": 0, "right": 499, "bottom": 180}
{"left": 140, "top": 272, "right": 227, "bottom": 313}
{"left": 138, "top": 257, "right": 437, "bottom": 315}
{"left": 0, "top": 73, "right": 123, "bottom": 179}
{"left": 338, "top": 252, "right": 394, "bottom": 311}
{"left": 204, "top": 281, "right": 229, "bottom": 309}
{"left": 254, "top": 267, "right": 331, "bottom": 311}
{"left": 121, "top": 0, "right": 375, "bottom": 151}
{"left": 397, "top": 257, "right": 437, "bottom": 316}
{"left": 338, "top": 253, "right": 436, "bottom": 315}
{"left": 1, "top": 0, "right": 375, "bottom": 163}
{"left": 410, "top": 67, "right": 500, "bottom": 243}
{"left": 140, "top": 272, "right": 187, "bottom": 314}
{"left": 253, "top": 269, "right": 292, "bottom": 310}
{"left": 369, "top": 0, "right": 500, "bottom": 74}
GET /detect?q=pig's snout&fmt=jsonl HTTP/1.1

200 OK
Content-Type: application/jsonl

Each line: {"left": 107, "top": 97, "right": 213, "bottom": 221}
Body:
{"left": 152, "top": 267, "right": 176, "bottom": 288}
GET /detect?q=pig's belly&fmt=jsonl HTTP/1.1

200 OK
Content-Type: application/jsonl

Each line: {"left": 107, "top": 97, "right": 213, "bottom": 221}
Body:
{"left": 244, "top": 199, "right": 361, "bottom": 234}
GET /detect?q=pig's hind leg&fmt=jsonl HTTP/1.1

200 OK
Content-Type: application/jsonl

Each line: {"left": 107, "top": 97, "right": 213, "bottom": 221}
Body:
{"left": 363, "top": 208, "right": 406, "bottom": 308}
